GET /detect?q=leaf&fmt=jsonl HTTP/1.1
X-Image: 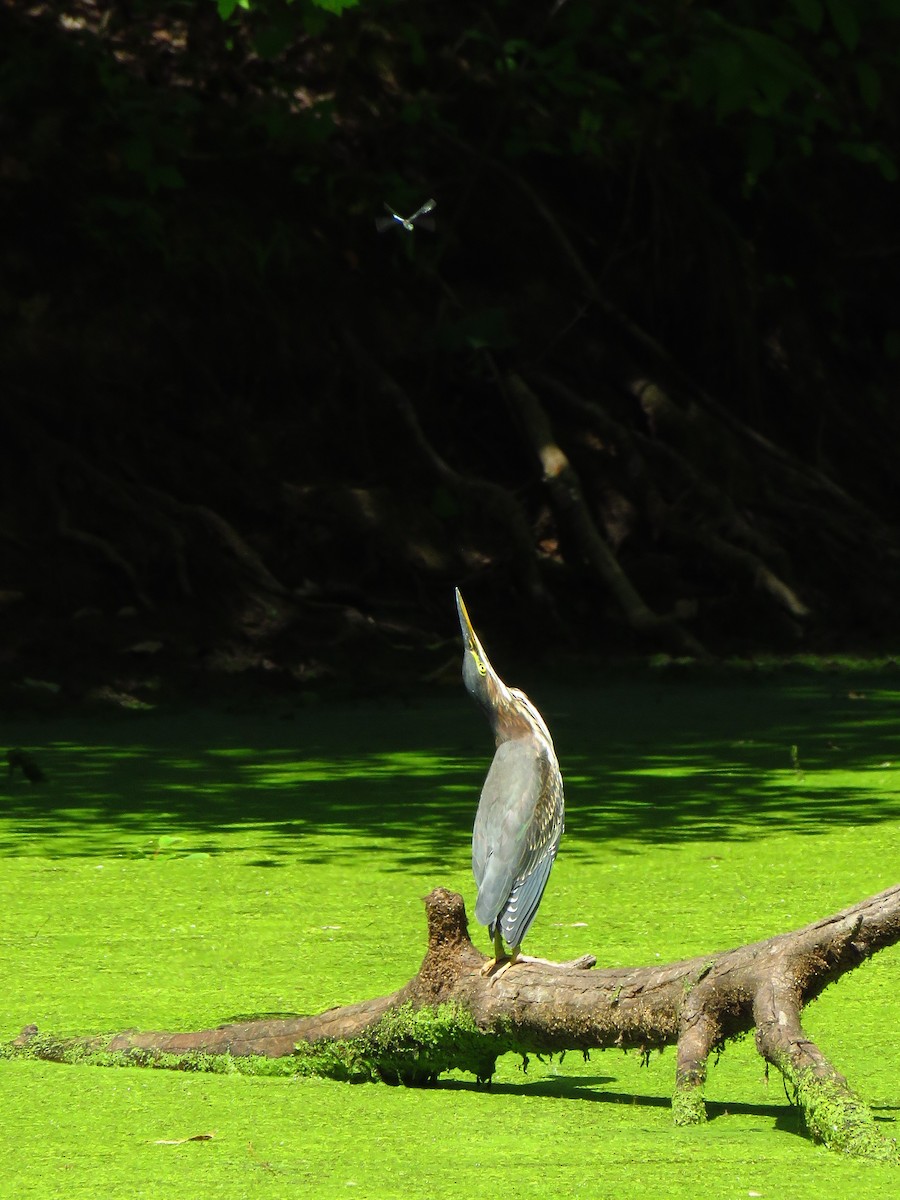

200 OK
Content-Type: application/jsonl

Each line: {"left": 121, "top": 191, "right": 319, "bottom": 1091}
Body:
{"left": 825, "top": 0, "right": 860, "bottom": 49}
{"left": 22, "top": 678, "right": 61, "bottom": 694}
{"left": 874, "top": 148, "right": 899, "bottom": 181}
{"left": 216, "top": 0, "right": 249, "bottom": 18}
{"left": 736, "top": 28, "right": 819, "bottom": 91}
{"left": 150, "top": 164, "right": 185, "bottom": 192}
{"left": 789, "top": 0, "right": 824, "bottom": 31}
{"left": 745, "top": 121, "right": 775, "bottom": 179}
{"left": 309, "top": 0, "right": 359, "bottom": 13}
{"left": 855, "top": 62, "right": 882, "bottom": 112}
{"left": 688, "top": 41, "right": 750, "bottom": 119}
{"left": 398, "top": 22, "right": 426, "bottom": 66}
{"left": 840, "top": 139, "right": 898, "bottom": 180}
{"left": 254, "top": 20, "right": 295, "bottom": 60}
{"left": 435, "top": 308, "right": 516, "bottom": 352}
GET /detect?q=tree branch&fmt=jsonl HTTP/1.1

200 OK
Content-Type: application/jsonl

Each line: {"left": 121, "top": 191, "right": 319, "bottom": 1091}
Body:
{"left": 7, "top": 886, "right": 899, "bottom": 1160}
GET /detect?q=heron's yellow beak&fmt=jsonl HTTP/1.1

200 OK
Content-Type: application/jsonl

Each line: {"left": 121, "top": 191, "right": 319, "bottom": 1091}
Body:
{"left": 455, "top": 587, "right": 490, "bottom": 674}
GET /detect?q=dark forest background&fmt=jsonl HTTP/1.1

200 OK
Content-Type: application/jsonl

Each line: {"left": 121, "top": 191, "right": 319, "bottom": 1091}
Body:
{"left": 3, "top": 0, "right": 900, "bottom": 707}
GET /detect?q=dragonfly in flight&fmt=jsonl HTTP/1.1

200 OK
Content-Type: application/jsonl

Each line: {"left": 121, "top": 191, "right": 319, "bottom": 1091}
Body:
{"left": 376, "top": 198, "right": 437, "bottom": 234}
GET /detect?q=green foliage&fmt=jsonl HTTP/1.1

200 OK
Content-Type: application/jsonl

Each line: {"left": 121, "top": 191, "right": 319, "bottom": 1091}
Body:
{"left": 217, "top": 0, "right": 248, "bottom": 19}
{"left": 215, "top": 0, "right": 360, "bottom": 31}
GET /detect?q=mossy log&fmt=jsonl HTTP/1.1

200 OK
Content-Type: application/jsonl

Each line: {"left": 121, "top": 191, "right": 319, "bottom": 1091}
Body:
{"left": 7, "top": 886, "right": 900, "bottom": 1161}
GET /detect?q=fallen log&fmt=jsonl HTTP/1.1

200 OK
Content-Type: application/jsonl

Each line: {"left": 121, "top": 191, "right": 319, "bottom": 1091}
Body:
{"left": 6, "top": 886, "right": 900, "bottom": 1161}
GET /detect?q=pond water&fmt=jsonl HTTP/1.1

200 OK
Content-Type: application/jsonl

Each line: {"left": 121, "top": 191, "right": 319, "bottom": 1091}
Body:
{"left": 2, "top": 670, "right": 899, "bottom": 1197}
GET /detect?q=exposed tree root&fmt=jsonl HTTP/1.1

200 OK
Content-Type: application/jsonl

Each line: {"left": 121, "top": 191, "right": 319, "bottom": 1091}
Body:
{"left": 504, "top": 371, "right": 710, "bottom": 658}
{"left": 57, "top": 505, "right": 154, "bottom": 610}
{"left": 343, "top": 331, "right": 548, "bottom": 606}
{"left": 535, "top": 374, "right": 810, "bottom": 622}
{"left": 140, "top": 483, "right": 287, "bottom": 598}
{"left": 8, "top": 886, "right": 899, "bottom": 1160}
{"left": 9, "top": 415, "right": 287, "bottom": 612}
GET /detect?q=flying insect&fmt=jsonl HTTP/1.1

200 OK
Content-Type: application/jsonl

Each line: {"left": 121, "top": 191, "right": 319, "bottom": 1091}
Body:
{"left": 375, "top": 198, "right": 437, "bottom": 233}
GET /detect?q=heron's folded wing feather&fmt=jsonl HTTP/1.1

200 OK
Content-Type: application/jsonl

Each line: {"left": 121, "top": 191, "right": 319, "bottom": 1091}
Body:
{"left": 473, "top": 739, "right": 561, "bottom": 931}
{"left": 498, "top": 852, "right": 554, "bottom": 946}
{"left": 498, "top": 756, "right": 563, "bottom": 945}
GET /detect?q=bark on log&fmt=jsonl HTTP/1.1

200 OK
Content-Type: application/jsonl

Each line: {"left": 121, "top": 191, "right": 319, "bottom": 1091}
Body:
{"left": 7, "top": 887, "right": 900, "bottom": 1161}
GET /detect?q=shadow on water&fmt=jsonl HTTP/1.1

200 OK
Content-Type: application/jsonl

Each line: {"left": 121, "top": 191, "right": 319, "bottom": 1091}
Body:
{"left": 437, "top": 1074, "right": 896, "bottom": 1138}
{"left": 436, "top": 1073, "right": 805, "bottom": 1129}
{"left": 1, "top": 670, "right": 899, "bottom": 859}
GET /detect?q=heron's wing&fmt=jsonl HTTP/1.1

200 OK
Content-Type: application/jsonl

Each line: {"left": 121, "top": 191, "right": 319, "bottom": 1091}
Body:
{"left": 501, "top": 750, "right": 563, "bottom": 946}
{"left": 499, "top": 797, "right": 562, "bottom": 947}
{"left": 472, "top": 739, "right": 563, "bottom": 943}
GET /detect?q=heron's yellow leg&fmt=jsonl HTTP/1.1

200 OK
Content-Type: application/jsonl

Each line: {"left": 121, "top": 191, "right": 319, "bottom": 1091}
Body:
{"left": 489, "top": 943, "right": 522, "bottom": 983}
{"left": 480, "top": 929, "right": 510, "bottom": 977}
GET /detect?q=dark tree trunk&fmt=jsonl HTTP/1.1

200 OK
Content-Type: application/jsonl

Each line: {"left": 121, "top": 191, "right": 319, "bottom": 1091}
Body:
{"left": 8, "top": 887, "right": 900, "bottom": 1162}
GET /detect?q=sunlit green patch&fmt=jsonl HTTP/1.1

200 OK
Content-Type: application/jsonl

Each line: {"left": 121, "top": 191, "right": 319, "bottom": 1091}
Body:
{"left": 2, "top": 670, "right": 900, "bottom": 1197}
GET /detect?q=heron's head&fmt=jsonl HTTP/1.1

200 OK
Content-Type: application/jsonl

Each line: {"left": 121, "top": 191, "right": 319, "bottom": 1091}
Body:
{"left": 455, "top": 588, "right": 553, "bottom": 745}
{"left": 455, "top": 588, "right": 507, "bottom": 720}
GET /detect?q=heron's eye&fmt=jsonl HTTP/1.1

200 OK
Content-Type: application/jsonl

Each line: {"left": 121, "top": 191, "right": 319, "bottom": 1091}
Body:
{"left": 477, "top": 661, "right": 487, "bottom": 677}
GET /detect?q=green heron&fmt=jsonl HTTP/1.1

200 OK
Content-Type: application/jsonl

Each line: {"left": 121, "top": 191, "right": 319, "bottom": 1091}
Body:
{"left": 456, "top": 588, "right": 564, "bottom": 977}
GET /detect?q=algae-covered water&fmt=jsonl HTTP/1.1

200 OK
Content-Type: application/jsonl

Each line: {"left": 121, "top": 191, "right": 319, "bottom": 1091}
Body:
{"left": 2, "top": 669, "right": 900, "bottom": 1198}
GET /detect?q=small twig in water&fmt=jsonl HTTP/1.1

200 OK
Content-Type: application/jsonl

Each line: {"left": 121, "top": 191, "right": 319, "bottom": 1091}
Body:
{"left": 790, "top": 745, "right": 805, "bottom": 781}
{"left": 248, "top": 1141, "right": 278, "bottom": 1173}
{"left": 154, "top": 1132, "right": 216, "bottom": 1145}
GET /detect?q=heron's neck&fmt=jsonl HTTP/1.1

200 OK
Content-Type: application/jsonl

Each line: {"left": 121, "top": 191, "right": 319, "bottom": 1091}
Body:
{"left": 491, "top": 685, "right": 554, "bottom": 749}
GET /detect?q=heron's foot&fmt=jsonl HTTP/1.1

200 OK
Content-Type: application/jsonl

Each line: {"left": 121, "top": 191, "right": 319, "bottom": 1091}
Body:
{"left": 482, "top": 948, "right": 523, "bottom": 983}
{"left": 479, "top": 955, "right": 510, "bottom": 978}
{"left": 489, "top": 958, "right": 518, "bottom": 983}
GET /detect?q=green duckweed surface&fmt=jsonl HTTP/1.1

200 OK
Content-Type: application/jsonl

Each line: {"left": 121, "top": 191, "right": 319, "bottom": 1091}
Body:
{"left": 2, "top": 668, "right": 900, "bottom": 1198}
